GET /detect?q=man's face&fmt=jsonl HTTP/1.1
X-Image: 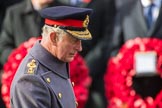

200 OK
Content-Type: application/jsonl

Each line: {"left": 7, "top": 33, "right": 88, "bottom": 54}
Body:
{"left": 55, "top": 34, "right": 82, "bottom": 62}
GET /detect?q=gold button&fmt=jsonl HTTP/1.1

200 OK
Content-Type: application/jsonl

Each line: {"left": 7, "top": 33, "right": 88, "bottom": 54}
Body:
{"left": 75, "top": 101, "right": 78, "bottom": 107}
{"left": 46, "top": 78, "right": 51, "bottom": 83}
{"left": 72, "top": 82, "right": 75, "bottom": 86}
{"left": 58, "top": 93, "right": 62, "bottom": 99}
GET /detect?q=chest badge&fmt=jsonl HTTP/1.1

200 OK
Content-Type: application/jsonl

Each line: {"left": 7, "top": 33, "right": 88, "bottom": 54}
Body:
{"left": 27, "top": 59, "right": 37, "bottom": 74}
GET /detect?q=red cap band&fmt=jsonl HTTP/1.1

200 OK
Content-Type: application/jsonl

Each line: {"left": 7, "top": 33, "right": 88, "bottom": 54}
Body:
{"left": 45, "top": 19, "right": 83, "bottom": 27}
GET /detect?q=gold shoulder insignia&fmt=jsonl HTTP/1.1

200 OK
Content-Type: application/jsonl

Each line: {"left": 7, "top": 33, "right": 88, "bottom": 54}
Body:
{"left": 27, "top": 59, "right": 37, "bottom": 74}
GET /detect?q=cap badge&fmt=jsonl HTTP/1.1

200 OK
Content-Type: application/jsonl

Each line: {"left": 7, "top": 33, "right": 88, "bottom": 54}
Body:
{"left": 83, "top": 15, "right": 89, "bottom": 28}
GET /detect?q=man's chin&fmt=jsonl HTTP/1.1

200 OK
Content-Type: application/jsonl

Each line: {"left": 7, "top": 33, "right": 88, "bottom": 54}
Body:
{"left": 63, "top": 54, "right": 76, "bottom": 62}
{"left": 68, "top": 57, "right": 74, "bottom": 62}
{"left": 65, "top": 56, "right": 75, "bottom": 62}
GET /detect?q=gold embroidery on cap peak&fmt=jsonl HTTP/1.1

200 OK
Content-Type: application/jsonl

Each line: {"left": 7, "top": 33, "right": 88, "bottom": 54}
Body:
{"left": 83, "top": 15, "right": 89, "bottom": 28}
{"left": 66, "top": 29, "right": 92, "bottom": 39}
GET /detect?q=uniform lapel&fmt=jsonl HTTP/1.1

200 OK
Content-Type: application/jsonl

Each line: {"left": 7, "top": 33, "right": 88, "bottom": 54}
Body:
{"left": 123, "top": 0, "right": 148, "bottom": 38}
{"left": 134, "top": 0, "right": 148, "bottom": 37}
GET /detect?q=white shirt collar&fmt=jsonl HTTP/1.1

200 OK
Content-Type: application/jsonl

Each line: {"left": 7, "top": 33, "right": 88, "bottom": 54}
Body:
{"left": 141, "top": 0, "right": 161, "bottom": 7}
{"left": 141, "top": 0, "right": 153, "bottom": 7}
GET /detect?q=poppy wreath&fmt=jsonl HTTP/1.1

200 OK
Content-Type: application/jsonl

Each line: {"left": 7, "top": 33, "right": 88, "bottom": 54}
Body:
{"left": 104, "top": 37, "right": 162, "bottom": 108}
{"left": 1, "top": 37, "right": 91, "bottom": 108}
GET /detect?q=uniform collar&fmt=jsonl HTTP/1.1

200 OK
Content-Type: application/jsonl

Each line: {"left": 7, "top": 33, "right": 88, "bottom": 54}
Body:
{"left": 30, "top": 40, "right": 69, "bottom": 79}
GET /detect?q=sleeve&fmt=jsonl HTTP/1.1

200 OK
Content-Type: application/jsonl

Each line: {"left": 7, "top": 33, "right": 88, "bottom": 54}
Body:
{"left": 109, "top": 10, "right": 123, "bottom": 57}
{"left": 0, "top": 7, "right": 15, "bottom": 65}
{"left": 11, "top": 74, "right": 52, "bottom": 108}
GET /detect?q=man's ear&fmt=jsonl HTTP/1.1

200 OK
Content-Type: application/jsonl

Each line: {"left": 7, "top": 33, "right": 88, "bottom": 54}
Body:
{"left": 50, "top": 32, "right": 57, "bottom": 45}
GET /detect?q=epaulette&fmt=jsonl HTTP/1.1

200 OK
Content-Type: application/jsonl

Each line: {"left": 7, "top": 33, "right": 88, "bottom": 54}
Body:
{"left": 26, "top": 59, "right": 38, "bottom": 74}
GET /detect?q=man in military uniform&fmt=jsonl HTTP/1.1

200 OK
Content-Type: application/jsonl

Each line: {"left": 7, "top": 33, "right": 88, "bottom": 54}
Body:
{"left": 10, "top": 6, "right": 92, "bottom": 108}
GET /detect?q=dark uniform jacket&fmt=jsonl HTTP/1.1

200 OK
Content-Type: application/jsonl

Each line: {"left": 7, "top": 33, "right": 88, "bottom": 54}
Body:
{"left": 10, "top": 41, "right": 77, "bottom": 108}
{"left": 0, "top": 0, "right": 62, "bottom": 65}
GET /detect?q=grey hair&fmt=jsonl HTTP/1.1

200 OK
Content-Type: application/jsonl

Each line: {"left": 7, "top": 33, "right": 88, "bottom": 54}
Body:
{"left": 41, "top": 24, "right": 67, "bottom": 40}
